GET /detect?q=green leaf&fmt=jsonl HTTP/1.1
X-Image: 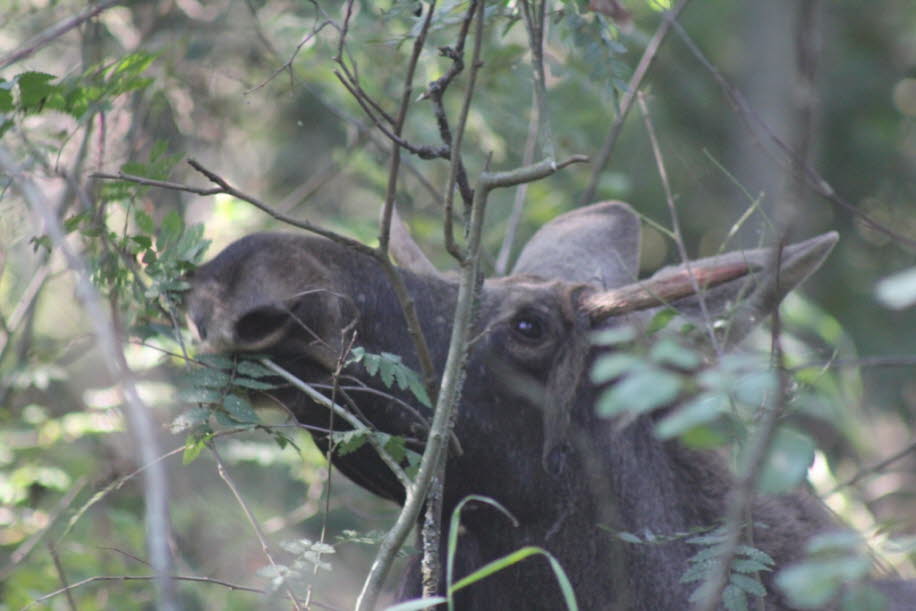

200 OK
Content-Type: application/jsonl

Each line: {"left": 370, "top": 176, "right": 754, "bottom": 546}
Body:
{"left": 756, "top": 428, "right": 816, "bottom": 494}
{"left": 776, "top": 563, "right": 839, "bottom": 609}
{"left": 722, "top": 584, "right": 749, "bottom": 611}
{"left": 384, "top": 435, "right": 406, "bottom": 463}
{"left": 730, "top": 573, "right": 766, "bottom": 597}
{"left": 135, "top": 210, "right": 155, "bottom": 234}
{"left": 363, "top": 353, "right": 380, "bottom": 376}
{"left": 655, "top": 394, "right": 727, "bottom": 440}
{"left": 379, "top": 356, "right": 395, "bottom": 388}
{"left": 17, "top": 71, "right": 57, "bottom": 110}
{"left": 182, "top": 434, "right": 209, "bottom": 464}
{"left": 646, "top": 308, "right": 678, "bottom": 334}
{"left": 407, "top": 376, "right": 432, "bottom": 407}
{"left": 331, "top": 429, "right": 369, "bottom": 455}
{"left": 178, "top": 386, "right": 223, "bottom": 404}
{"left": 591, "top": 326, "right": 636, "bottom": 346}
{"left": 0, "top": 80, "right": 12, "bottom": 112}
{"left": 732, "top": 559, "right": 771, "bottom": 574}
{"left": 157, "top": 210, "right": 184, "bottom": 251}
{"left": 222, "top": 394, "right": 259, "bottom": 424}
{"left": 590, "top": 353, "right": 642, "bottom": 384}
{"left": 235, "top": 360, "right": 275, "bottom": 378}
{"left": 169, "top": 407, "right": 210, "bottom": 434}
{"left": 179, "top": 367, "right": 231, "bottom": 389}
{"left": 596, "top": 368, "right": 683, "bottom": 417}
{"left": 649, "top": 338, "right": 702, "bottom": 370}
{"left": 231, "top": 376, "right": 277, "bottom": 390}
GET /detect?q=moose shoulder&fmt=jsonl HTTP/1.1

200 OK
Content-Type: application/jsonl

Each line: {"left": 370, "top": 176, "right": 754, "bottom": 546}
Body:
{"left": 186, "top": 202, "right": 914, "bottom": 610}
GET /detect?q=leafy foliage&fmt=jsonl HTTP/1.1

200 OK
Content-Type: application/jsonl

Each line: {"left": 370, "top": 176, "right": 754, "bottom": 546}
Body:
{"left": 347, "top": 346, "right": 432, "bottom": 407}
{"left": 680, "top": 529, "right": 775, "bottom": 611}
{"left": 776, "top": 531, "right": 888, "bottom": 610}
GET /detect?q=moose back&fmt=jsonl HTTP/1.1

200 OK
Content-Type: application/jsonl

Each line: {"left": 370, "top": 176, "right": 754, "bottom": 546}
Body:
{"left": 186, "top": 202, "right": 914, "bottom": 609}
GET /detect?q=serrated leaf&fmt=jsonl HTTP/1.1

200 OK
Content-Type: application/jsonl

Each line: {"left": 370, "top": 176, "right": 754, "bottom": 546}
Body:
{"left": 722, "top": 583, "right": 750, "bottom": 611}
{"left": 233, "top": 360, "right": 273, "bottom": 380}
{"left": 232, "top": 377, "right": 278, "bottom": 390}
{"left": 222, "top": 394, "right": 258, "bottom": 424}
{"left": 379, "top": 358, "right": 395, "bottom": 388}
{"left": 363, "top": 353, "right": 380, "bottom": 376}
{"left": 383, "top": 435, "right": 406, "bottom": 463}
{"left": 178, "top": 386, "right": 223, "bottom": 404}
{"left": 170, "top": 407, "right": 210, "bottom": 434}
{"left": 331, "top": 429, "right": 369, "bottom": 456}
{"left": 730, "top": 573, "right": 766, "bottom": 597}
{"left": 17, "top": 71, "right": 57, "bottom": 110}
{"left": 180, "top": 367, "right": 231, "bottom": 389}
{"left": 732, "top": 558, "right": 772, "bottom": 574}
{"left": 735, "top": 546, "right": 774, "bottom": 567}
{"left": 646, "top": 308, "right": 678, "bottom": 334}
{"left": 407, "top": 376, "right": 431, "bottom": 407}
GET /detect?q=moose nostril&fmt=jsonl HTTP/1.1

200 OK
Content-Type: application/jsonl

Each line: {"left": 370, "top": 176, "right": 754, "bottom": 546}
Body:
{"left": 193, "top": 317, "right": 208, "bottom": 341}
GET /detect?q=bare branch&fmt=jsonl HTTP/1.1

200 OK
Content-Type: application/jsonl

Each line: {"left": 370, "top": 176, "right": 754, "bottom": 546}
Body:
{"left": 209, "top": 443, "right": 303, "bottom": 610}
{"left": 693, "top": 245, "right": 789, "bottom": 611}
{"left": 0, "top": 0, "right": 123, "bottom": 70}
{"left": 581, "top": 0, "right": 692, "bottom": 204}
{"left": 637, "top": 92, "right": 721, "bottom": 355}
{"left": 667, "top": 19, "right": 916, "bottom": 251}
{"left": 0, "top": 145, "right": 177, "bottom": 610}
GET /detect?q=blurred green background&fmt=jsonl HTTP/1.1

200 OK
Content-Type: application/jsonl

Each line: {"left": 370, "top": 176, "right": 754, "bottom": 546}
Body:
{"left": 1, "top": 0, "right": 914, "bottom": 608}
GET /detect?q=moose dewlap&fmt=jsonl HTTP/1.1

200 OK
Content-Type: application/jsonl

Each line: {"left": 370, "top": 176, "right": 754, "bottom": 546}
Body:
{"left": 186, "top": 202, "right": 915, "bottom": 610}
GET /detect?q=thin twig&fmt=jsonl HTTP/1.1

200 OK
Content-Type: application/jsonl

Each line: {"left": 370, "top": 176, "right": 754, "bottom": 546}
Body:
{"left": 260, "top": 359, "right": 412, "bottom": 489}
{"left": 0, "top": 0, "right": 123, "bottom": 70}
{"left": 667, "top": 19, "right": 916, "bottom": 251}
{"left": 581, "top": 0, "right": 692, "bottom": 204}
{"left": 209, "top": 444, "right": 303, "bottom": 611}
{"left": 47, "top": 543, "right": 77, "bottom": 611}
{"left": 827, "top": 440, "right": 916, "bottom": 496}
{"left": 21, "top": 574, "right": 273, "bottom": 611}
{"left": 637, "top": 92, "right": 721, "bottom": 355}
{"left": 0, "top": 145, "right": 177, "bottom": 611}
{"left": 693, "top": 244, "right": 789, "bottom": 611}
{"left": 378, "top": 0, "right": 438, "bottom": 255}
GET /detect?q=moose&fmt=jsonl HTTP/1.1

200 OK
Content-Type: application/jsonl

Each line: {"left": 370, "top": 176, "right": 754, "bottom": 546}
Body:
{"left": 186, "top": 201, "right": 915, "bottom": 609}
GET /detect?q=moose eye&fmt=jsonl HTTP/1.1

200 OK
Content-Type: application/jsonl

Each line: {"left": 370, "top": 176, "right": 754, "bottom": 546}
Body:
{"left": 511, "top": 312, "right": 546, "bottom": 342}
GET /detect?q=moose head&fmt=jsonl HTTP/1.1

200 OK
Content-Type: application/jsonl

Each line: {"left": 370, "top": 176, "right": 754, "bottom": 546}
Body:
{"left": 186, "top": 202, "right": 913, "bottom": 609}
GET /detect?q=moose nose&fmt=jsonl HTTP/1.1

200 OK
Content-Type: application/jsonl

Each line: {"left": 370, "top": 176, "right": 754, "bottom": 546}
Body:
{"left": 191, "top": 316, "right": 208, "bottom": 341}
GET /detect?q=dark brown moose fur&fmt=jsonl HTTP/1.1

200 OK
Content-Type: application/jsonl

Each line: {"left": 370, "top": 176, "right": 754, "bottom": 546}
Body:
{"left": 186, "top": 202, "right": 915, "bottom": 610}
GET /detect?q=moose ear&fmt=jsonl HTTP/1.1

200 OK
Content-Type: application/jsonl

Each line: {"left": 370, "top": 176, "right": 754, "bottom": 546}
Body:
{"left": 233, "top": 303, "right": 295, "bottom": 351}
{"left": 586, "top": 232, "right": 839, "bottom": 347}
{"left": 387, "top": 206, "right": 440, "bottom": 276}
{"left": 511, "top": 201, "right": 640, "bottom": 288}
